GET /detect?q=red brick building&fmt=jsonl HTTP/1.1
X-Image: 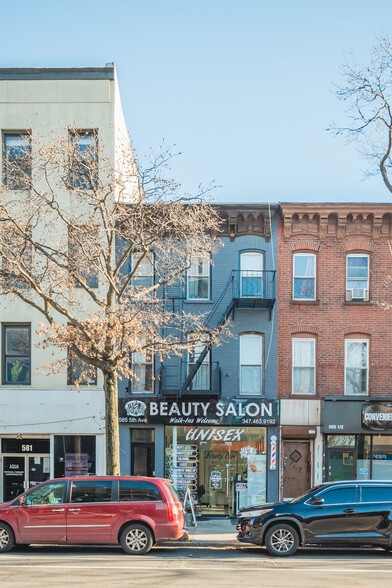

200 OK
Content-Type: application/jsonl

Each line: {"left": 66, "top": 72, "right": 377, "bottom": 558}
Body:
{"left": 278, "top": 203, "right": 392, "bottom": 499}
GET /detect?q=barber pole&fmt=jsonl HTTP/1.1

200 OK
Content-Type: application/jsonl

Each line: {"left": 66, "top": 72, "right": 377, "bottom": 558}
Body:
{"left": 270, "top": 435, "right": 277, "bottom": 470}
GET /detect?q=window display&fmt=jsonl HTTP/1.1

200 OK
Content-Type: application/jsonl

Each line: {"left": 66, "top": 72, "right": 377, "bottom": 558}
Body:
{"left": 165, "top": 426, "right": 266, "bottom": 515}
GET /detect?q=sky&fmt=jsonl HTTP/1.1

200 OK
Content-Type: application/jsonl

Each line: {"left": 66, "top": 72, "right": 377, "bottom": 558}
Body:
{"left": 2, "top": 0, "right": 392, "bottom": 203}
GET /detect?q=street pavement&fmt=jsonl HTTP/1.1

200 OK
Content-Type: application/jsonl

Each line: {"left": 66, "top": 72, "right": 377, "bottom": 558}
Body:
{"left": 1, "top": 544, "right": 392, "bottom": 587}
{"left": 1, "top": 520, "right": 391, "bottom": 587}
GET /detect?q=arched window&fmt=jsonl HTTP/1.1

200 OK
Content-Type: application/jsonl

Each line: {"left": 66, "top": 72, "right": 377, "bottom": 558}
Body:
{"left": 240, "top": 251, "right": 263, "bottom": 297}
{"left": 293, "top": 253, "right": 316, "bottom": 300}
{"left": 239, "top": 333, "right": 263, "bottom": 395}
{"left": 292, "top": 337, "right": 315, "bottom": 395}
{"left": 345, "top": 337, "right": 369, "bottom": 395}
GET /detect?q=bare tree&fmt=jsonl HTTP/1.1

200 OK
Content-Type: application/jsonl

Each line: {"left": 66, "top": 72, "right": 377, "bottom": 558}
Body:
{"left": 0, "top": 129, "right": 225, "bottom": 474}
{"left": 330, "top": 36, "right": 392, "bottom": 193}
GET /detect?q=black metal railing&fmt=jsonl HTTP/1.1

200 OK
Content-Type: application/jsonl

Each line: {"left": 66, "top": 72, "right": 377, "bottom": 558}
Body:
{"left": 231, "top": 269, "right": 276, "bottom": 300}
{"left": 159, "top": 361, "right": 221, "bottom": 397}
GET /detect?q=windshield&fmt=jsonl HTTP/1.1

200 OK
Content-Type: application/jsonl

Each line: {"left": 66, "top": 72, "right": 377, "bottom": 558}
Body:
{"left": 290, "top": 484, "right": 326, "bottom": 504}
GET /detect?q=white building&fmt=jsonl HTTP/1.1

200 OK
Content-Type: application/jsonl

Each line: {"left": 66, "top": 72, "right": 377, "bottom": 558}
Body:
{"left": 0, "top": 65, "right": 129, "bottom": 501}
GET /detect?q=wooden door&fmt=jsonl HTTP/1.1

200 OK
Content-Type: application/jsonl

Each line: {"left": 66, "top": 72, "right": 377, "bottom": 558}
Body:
{"left": 282, "top": 441, "right": 311, "bottom": 499}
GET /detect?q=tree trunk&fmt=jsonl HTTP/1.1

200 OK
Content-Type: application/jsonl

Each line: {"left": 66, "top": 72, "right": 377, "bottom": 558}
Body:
{"left": 103, "top": 369, "right": 120, "bottom": 475}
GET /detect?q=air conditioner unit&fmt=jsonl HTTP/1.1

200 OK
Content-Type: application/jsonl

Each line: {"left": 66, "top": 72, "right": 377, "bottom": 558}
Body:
{"left": 349, "top": 288, "right": 369, "bottom": 301}
{"left": 346, "top": 289, "right": 353, "bottom": 301}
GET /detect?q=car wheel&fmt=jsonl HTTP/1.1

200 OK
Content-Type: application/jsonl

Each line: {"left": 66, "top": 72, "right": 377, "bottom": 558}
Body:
{"left": 265, "top": 524, "right": 299, "bottom": 557}
{"left": 0, "top": 523, "right": 15, "bottom": 554}
{"left": 120, "top": 524, "right": 153, "bottom": 555}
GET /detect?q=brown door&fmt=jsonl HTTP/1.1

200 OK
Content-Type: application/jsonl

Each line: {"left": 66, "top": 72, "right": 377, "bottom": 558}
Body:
{"left": 282, "top": 440, "right": 311, "bottom": 499}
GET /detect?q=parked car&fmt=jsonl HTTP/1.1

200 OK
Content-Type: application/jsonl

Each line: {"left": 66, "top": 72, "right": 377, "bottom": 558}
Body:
{"left": 0, "top": 476, "right": 186, "bottom": 555}
{"left": 237, "top": 480, "right": 392, "bottom": 556}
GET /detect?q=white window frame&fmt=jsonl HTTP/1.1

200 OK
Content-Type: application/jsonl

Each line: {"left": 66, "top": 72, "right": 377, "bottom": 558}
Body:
{"left": 293, "top": 252, "right": 316, "bottom": 301}
{"left": 131, "top": 339, "right": 154, "bottom": 394}
{"left": 240, "top": 251, "right": 264, "bottom": 298}
{"left": 187, "top": 333, "right": 211, "bottom": 390}
{"left": 131, "top": 252, "right": 154, "bottom": 290}
{"left": 239, "top": 333, "right": 263, "bottom": 396}
{"left": 292, "top": 338, "right": 316, "bottom": 395}
{"left": 346, "top": 253, "right": 369, "bottom": 299}
{"left": 186, "top": 257, "right": 210, "bottom": 301}
{"left": 344, "top": 338, "right": 369, "bottom": 396}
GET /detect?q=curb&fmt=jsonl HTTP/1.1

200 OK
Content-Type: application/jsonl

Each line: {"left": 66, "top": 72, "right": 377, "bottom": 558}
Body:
{"left": 161, "top": 539, "right": 242, "bottom": 548}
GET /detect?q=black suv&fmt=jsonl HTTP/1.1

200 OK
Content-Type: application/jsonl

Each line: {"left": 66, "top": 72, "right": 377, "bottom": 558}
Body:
{"left": 237, "top": 480, "right": 392, "bottom": 556}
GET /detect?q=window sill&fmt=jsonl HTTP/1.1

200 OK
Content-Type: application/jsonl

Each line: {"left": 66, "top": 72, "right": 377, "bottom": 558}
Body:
{"left": 343, "top": 301, "right": 374, "bottom": 306}
{"left": 291, "top": 299, "right": 319, "bottom": 306}
{"left": 184, "top": 300, "right": 213, "bottom": 304}
{"left": 290, "top": 394, "right": 316, "bottom": 398}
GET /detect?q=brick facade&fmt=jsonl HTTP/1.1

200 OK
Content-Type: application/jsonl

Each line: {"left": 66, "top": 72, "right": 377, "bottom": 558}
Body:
{"left": 278, "top": 203, "right": 392, "bottom": 399}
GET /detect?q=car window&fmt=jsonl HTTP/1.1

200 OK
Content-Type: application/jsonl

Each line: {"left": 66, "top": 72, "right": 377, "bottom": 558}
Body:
{"left": 360, "top": 486, "right": 392, "bottom": 503}
{"left": 164, "top": 482, "right": 180, "bottom": 502}
{"left": 25, "top": 482, "right": 65, "bottom": 505}
{"left": 317, "top": 487, "right": 355, "bottom": 505}
{"left": 70, "top": 480, "right": 112, "bottom": 503}
{"left": 118, "top": 480, "right": 162, "bottom": 502}
{"left": 291, "top": 484, "right": 326, "bottom": 504}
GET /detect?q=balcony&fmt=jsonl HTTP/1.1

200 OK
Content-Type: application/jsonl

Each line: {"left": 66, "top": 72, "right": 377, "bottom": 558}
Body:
{"left": 159, "top": 361, "right": 221, "bottom": 397}
{"left": 231, "top": 270, "right": 276, "bottom": 311}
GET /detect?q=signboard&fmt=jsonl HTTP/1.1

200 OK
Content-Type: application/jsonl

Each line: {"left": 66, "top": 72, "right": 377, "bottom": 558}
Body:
{"left": 235, "top": 482, "right": 247, "bottom": 492}
{"left": 324, "top": 401, "right": 392, "bottom": 433}
{"left": 362, "top": 403, "right": 392, "bottom": 431}
{"left": 1, "top": 438, "right": 50, "bottom": 454}
{"left": 65, "top": 453, "right": 89, "bottom": 476}
{"left": 323, "top": 401, "right": 363, "bottom": 433}
{"left": 119, "top": 398, "right": 279, "bottom": 426}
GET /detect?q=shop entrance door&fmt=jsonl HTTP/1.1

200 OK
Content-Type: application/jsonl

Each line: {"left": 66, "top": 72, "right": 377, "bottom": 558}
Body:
{"left": 131, "top": 444, "right": 155, "bottom": 477}
{"left": 327, "top": 449, "right": 355, "bottom": 482}
{"left": 282, "top": 441, "right": 311, "bottom": 499}
{"left": 3, "top": 454, "right": 50, "bottom": 502}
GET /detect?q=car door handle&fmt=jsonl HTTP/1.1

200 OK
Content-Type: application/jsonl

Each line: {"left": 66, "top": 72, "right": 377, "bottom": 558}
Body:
{"left": 51, "top": 508, "right": 65, "bottom": 512}
{"left": 68, "top": 508, "right": 81, "bottom": 511}
{"left": 343, "top": 508, "right": 356, "bottom": 514}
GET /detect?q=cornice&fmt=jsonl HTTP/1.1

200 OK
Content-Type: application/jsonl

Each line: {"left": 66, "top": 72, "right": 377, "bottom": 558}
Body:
{"left": 217, "top": 205, "right": 277, "bottom": 242}
{"left": 280, "top": 203, "right": 392, "bottom": 241}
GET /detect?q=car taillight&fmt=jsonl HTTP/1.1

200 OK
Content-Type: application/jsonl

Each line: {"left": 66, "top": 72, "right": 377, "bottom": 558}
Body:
{"left": 167, "top": 502, "right": 182, "bottom": 521}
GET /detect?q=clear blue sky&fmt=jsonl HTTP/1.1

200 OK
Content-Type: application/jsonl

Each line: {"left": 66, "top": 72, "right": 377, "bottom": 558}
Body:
{"left": 2, "top": 0, "right": 392, "bottom": 203}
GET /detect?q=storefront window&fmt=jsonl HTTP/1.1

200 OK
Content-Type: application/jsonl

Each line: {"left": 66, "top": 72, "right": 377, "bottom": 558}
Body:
{"left": 165, "top": 425, "right": 266, "bottom": 516}
{"left": 372, "top": 436, "right": 392, "bottom": 480}
{"left": 54, "top": 435, "right": 96, "bottom": 478}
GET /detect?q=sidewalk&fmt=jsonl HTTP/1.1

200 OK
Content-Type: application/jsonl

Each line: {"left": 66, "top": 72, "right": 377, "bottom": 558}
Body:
{"left": 172, "top": 517, "right": 241, "bottom": 547}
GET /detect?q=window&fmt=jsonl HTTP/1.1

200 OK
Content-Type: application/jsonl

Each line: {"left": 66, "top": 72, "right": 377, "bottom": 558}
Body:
{"left": 317, "top": 487, "right": 355, "bottom": 505}
{"left": 131, "top": 252, "right": 154, "bottom": 289}
{"left": 54, "top": 435, "right": 96, "bottom": 478}
{"left": 293, "top": 253, "right": 316, "bottom": 300}
{"left": 131, "top": 339, "right": 153, "bottom": 394}
{"left": 345, "top": 339, "right": 369, "bottom": 395}
{"left": 240, "top": 333, "right": 263, "bottom": 395}
{"left": 346, "top": 254, "right": 369, "bottom": 300}
{"left": 70, "top": 480, "right": 112, "bottom": 503}
{"left": 67, "top": 349, "right": 97, "bottom": 386}
{"left": 25, "top": 482, "right": 65, "bottom": 506}
{"left": 187, "top": 333, "right": 210, "bottom": 390}
{"left": 3, "top": 132, "right": 31, "bottom": 189}
{"left": 360, "top": 486, "right": 392, "bottom": 503}
{"left": 292, "top": 338, "right": 315, "bottom": 395}
{"left": 68, "top": 226, "right": 99, "bottom": 288}
{"left": 70, "top": 130, "right": 98, "bottom": 189}
{"left": 240, "top": 251, "right": 263, "bottom": 297}
{"left": 187, "top": 258, "right": 210, "bottom": 300}
{"left": 2, "top": 324, "right": 31, "bottom": 385}
{"left": 119, "top": 480, "right": 162, "bottom": 502}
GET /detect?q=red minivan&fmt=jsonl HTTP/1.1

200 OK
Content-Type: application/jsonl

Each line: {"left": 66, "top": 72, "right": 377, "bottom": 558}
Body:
{"left": 0, "top": 476, "right": 186, "bottom": 555}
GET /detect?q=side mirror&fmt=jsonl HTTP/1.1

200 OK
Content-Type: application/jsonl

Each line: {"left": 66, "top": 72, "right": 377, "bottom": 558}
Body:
{"left": 308, "top": 497, "right": 324, "bottom": 506}
{"left": 19, "top": 496, "right": 26, "bottom": 506}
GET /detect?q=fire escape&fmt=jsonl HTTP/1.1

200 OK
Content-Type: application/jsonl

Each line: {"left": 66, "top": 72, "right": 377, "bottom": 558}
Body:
{"left": 159, "top": 269, "right": 276, "bottom": 398}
